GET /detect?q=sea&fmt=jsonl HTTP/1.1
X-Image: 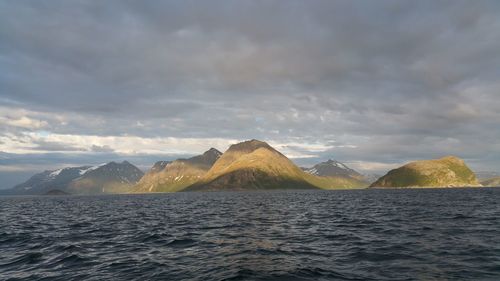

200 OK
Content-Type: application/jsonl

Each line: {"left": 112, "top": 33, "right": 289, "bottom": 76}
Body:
{"left": 1, "top": 188, "right": 500, "bottom": 281}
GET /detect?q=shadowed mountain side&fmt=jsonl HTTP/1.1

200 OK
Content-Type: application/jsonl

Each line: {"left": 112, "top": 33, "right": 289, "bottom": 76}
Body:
{"left": 185, "top": 168, "right": 318, "bottom": 191}
{"left": 302, "top": 159, "right": 364, "bottom": 180}
{"left": 370, "top": 156, "right": 481, "bottom": 188}
{"left": 10, "top": 166, "right": 92, "bottom": 195}
{"left": 68, "top": 161, "right": 144, "bottom": 194}
{"left": 7, "top": 161, "right": 144, "bottom": 195}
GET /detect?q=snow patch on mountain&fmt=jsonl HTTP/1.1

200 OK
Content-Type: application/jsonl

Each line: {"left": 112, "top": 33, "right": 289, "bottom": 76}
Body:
{"left": 49, "top": 168, "right": 63, "bottom": 178}
{"left": 303, "top": 159, "right": 363, "bottom": 180}
{"left": 78, "top": 163, "right": 106, "bottom": 175}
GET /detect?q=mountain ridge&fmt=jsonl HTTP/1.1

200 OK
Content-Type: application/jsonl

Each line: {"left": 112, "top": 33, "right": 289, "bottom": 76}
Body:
{"left": 6, "top": 142, "right": 487, "bottom": 194}
{"left": 68, "top": 161, "right": 144, "bottom": 194}
{"left": 134, "top": 148, "right": 222, "bottom": 192}
{"left": 8, "top": 161, "right": 144, "bottom": 195}
{"left": 302, "top": 159, "right": 364, "bottom": 181}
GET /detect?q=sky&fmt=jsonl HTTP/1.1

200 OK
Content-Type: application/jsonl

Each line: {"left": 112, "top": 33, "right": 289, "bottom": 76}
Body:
{"left": 1, "top": 0, "right": 500, "bottom": 188}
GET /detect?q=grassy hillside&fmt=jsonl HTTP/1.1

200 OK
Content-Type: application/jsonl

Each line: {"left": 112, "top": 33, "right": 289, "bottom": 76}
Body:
{"left": 304, "top": 173, "right": 367, "bottom": 190}
{"left": 134, "top": 161, "right": 209, "bottom": 192}
{"left": 370, "top": 156, "right": 480, "bottom": 188}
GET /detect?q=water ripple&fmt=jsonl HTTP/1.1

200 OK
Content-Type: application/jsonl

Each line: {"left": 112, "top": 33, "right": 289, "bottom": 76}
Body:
{"left": 1, "top": 189, "right": 500, "bottom": 280}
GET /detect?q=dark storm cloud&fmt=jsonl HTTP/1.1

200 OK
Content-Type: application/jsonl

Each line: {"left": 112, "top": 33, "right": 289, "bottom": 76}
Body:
{"left": 1, "top": 0, "right": 500, "bottom": 182}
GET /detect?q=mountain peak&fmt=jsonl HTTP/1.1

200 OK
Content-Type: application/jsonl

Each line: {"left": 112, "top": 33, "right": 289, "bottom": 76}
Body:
{"left": 438, "top": 155, "right": 464, "bottom": 164}
{"left": 68, "top": 161, "right": 144, "bottom": 194}
{"left": 204, "top": 147, "right": 222, "bottom": 156}
{"left": 184, "top": 148, "right": 222, "bottom": 167}
{"left": 186, "top": 140, "right": 366, "bottom": 191}
{"left": 186, "top": 140, "right": 318, "bottom": 191}
{"left": 227, "top": 139, "right": 273, "bottom": 154}
{"left": 99, "top": 161, "right": 134, "bottom": 168}
{"left": 303, "top": 159, "right": 362, "bottom": 179}
{"left": 150, "top": 161, "right": 171, "bottom": 173}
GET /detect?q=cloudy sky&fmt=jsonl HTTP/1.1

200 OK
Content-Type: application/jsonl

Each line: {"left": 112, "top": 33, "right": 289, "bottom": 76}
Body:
{"left": 1, "top": 0, "right": 500, "bottom": 188}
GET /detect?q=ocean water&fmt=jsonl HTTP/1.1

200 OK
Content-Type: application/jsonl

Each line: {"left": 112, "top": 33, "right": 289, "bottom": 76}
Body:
{"left": 1, "top": 189, "right": 500, "bottom": 281}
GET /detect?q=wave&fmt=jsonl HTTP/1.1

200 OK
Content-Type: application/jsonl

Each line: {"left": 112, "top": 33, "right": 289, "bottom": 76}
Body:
{"left": 0, "top": 189, "right": 499, "bottom": 280}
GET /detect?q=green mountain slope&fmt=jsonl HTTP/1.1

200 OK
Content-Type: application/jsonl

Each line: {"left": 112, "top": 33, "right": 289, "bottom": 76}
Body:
{"left": 304, "top": 173, "right": 367, "bottom": 189}
{"left": 370, "top": 156, "right": 481, "bottom": 188}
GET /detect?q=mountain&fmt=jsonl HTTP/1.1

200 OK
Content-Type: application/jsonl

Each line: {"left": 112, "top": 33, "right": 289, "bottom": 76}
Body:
{"left": 9, "top": 162, "right": 143, "bottom": 195}
{"left": 185, "top": 140, "right": 316, "bottom": 191}
{"left": 369, "top": 156, "right": 481, "bottom": 188}
{"left": 481, "top": 177, "right": 500, "bottom": 187}
{"left": 303, "top": 159, "right": 364, "bottom": 180}
{"left": 134, "top": 148, "right": 222, "bottom": 192}
{"left": 68, "top": 161, "right": 144, "bottom": 194}
{"left": 185, "top": 140, "right": 365, "bottom": 191}
{"left": 11, "top": 166, "right": 92, "bottom": 195}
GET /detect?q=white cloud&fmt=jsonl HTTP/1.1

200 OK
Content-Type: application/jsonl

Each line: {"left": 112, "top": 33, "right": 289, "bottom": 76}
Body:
{"left": 0, "top": 116, "right": 47, "bottom": 129}
{"left": 347, "top": 161, "right": 403, "bottom": 172}
{"left": 1, "top": 1, "right": 500, "bottom": 185}
{"left": 0, "top": 132, "right": 241, "bottom": 155}
{"left": 0, "top": 130, "right": 356, "bottom": 161}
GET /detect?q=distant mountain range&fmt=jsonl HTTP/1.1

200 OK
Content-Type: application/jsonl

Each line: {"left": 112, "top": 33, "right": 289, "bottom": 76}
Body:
{"left": 3, "top": 139, "right": 495, "bottom": 195}
{"left": 9, "top": 161, "right": 143, "bottom": 195}
{"left": 11, "top": 165, "right": 92, "bottom": 195}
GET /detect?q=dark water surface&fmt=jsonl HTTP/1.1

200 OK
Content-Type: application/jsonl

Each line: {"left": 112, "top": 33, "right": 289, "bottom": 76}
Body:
{"left": 1, "top": 189, "right": 500, "bottom": 281}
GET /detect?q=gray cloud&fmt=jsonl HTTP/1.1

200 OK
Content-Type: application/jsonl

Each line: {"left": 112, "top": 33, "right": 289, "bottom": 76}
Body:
{"left": 90, "top": 145, "right": 114, "bottom": 153}
{"left": 1, "top": 0, "right": 500, "bottom": 186}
